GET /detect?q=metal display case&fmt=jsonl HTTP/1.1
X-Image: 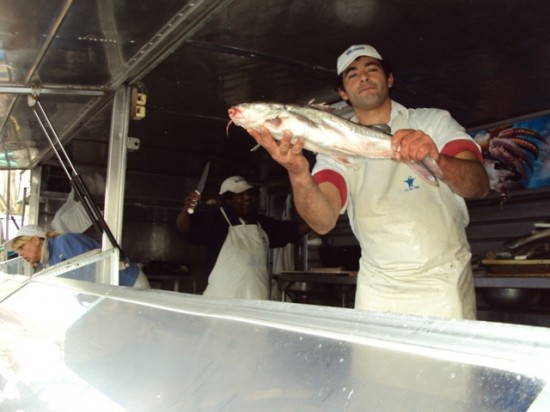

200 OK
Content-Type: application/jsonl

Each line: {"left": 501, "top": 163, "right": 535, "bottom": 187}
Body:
{"left": 1, "top": 252, "right": 550, "bottom": 411}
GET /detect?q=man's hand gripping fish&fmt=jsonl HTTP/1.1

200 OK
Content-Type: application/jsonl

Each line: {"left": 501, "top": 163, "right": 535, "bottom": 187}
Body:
{"left": 227, "top": 102, "right": 444, "bottom": 186}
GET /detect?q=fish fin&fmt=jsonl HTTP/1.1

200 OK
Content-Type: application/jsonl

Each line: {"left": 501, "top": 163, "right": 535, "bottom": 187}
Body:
{"left": 309, "top": 103, "right": 332, "bottom": 112}
{"left": 306, "top": 99, "right": 330, "bottom": 111}
{"left": 265, "top": 117, "right": 282, "bottom": 127}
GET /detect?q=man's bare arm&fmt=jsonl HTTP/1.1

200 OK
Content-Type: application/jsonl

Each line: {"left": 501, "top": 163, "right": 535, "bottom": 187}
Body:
{"left": 176, "top": 191, "right": 201, "bottom": 232}
{"left": 288, "top": 170, "right": 342, "bottom": 234}
{"left": 247, "top": 126, "right": 341, "bottom": 234}
{"left": 438, "top": 152, "right": 490, "bottom": 199}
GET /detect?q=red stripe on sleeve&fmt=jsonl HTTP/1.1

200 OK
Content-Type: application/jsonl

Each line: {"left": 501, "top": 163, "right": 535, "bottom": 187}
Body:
{"left": 312, "top": 169, "right": 347, "bottom": 207}
{"left": 441, "top": 139, "right": 483, "bottom": 162}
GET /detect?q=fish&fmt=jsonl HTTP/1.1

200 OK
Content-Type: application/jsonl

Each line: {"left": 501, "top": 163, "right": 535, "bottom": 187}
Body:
{"left": 488, "top": 226, "right": 550, "bottom": 260}
{"left": 502, "top": 228, "right": 550, "bottom": 250}
{"left": 227, "top": 102, "right": 444, "bottom": 186}
{"left": 513, "top": 240, "right": 550, "bottom": 260}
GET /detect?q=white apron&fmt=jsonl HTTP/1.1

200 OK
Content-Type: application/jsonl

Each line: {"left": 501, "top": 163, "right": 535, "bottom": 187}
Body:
{"left": 202, "top": 208, "right": 270, "bottom": 299}
{"left": 347, "top": 112, "right": 476, "bottom": 319}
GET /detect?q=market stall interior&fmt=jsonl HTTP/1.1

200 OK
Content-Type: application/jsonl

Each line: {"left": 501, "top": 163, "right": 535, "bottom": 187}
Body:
{"left": 2, "top": 2, "right": 550, "bottom": 410}
{"left": 1, "top": 0, "right": 550, "bottom": 323}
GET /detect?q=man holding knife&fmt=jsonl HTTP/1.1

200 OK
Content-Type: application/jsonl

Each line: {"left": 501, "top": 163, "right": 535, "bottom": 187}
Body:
{"left": 176, "top": 175, "right": 310, "bottom": 300}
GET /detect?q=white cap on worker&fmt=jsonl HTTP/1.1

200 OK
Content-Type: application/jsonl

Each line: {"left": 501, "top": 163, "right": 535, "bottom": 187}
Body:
{"left": 219, "top": 176, "right": 254, "bottom": 195}
{"left": 336, "top": 44, "right": 383, "bottom": 75}
{"left": 3, "top": 224, "right": 46, "bottom": 251}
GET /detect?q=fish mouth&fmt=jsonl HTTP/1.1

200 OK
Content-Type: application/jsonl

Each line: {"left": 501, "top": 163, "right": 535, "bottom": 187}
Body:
{"left": 228, "top": 106, "right": 244, "bottom": 120}
{"left": 228, "top": 106, "right": 238, "bottom": 117}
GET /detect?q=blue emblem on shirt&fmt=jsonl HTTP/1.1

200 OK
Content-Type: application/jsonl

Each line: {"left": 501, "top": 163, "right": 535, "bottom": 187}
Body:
{"left": 404, "top": 176, "right": 420, "bottom": 191}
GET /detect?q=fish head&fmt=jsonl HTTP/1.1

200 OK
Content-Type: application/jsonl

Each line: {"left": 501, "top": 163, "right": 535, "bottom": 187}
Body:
{"left": 228, "top": 102, "right": 287, "bottom": 132}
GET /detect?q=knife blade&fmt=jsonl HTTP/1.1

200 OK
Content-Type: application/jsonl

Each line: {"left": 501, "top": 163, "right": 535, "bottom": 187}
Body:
{"left": 187, "top": 161, "right": 210, "bottom": 214}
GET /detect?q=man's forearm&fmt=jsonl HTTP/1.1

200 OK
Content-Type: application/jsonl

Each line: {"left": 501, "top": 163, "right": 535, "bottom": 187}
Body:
{"left": 176, "top": 209, "right": 191, "bottom": 232}
{"left": 289, "top": 171, "right": 340, "bottom": 235}
{"left": 439, "top": 154, "right": 490, "bottom": 199}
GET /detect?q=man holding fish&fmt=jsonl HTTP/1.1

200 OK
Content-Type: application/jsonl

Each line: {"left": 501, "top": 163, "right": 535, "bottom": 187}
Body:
{"left": 245, "top": 44, "right": 490, "bottom": 319}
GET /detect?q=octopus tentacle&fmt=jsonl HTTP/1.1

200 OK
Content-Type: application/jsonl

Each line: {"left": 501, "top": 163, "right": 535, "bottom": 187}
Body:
{"left": 497, "top": 127, "right": 544, "bottom": 142}
{"left": 506, "top": 138, "right": 539, "bottom": 157}
{"left": 479, "top": 125, "right": 544, "bottom": 191}
{"left": 488, "top": 139, "right": 534, "bottom": 177}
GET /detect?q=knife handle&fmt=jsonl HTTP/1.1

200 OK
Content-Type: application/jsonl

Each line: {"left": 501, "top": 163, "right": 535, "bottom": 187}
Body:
{"left": 187, "top": 190, "right": 201, "bottom": 214}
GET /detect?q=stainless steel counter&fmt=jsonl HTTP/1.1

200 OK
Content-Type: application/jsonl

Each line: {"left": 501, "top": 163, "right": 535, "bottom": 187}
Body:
{"left": 3, "top": 269, "right": 550, "bottom": 411}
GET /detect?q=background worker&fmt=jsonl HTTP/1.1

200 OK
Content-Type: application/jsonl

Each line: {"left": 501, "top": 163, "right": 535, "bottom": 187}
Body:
{"left": 176, "top": 175, "right": 310, "bottom": 300}
{"left": 5, "top": 224, "right": 150, "bottom": 288}
{"left": 247, "top": 44, "right": 490, "bottom": 319}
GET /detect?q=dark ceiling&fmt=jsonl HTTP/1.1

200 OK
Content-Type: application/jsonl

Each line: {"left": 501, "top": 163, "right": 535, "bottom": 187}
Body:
{"left": 1, "top": 0, "right": 550, "bottom": 192}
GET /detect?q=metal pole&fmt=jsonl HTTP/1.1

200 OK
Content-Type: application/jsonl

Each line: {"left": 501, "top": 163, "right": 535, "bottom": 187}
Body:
{"left": 21, "top": 187, "right": 27, "bottom": 226}
{"left": 28, "top": 97, "right": 128, "bottom": 263}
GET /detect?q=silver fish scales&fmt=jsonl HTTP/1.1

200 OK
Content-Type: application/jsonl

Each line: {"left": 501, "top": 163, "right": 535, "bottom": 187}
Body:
{"left": 228, "top": 102, "right": 444, "bottom": 186}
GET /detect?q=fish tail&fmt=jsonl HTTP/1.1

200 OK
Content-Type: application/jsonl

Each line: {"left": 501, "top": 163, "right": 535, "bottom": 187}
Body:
{"left": 422, "top": 156, "right": 444, "bottom": 179}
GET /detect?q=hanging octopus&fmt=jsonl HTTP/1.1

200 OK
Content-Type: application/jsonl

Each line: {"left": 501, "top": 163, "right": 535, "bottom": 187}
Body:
{"left": 475, "top": 124, "right": 546, "bottom": 193}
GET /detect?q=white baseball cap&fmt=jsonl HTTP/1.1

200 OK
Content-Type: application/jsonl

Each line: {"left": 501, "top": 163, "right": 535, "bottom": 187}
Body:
{"left": 337, "top": 44, "right": 383, "bottom": 75}
{"left": 3, "top": 224, "right": 46, "bottom": 251}
{"left": 219, "top": 176, "right": 254, "bottom": 195}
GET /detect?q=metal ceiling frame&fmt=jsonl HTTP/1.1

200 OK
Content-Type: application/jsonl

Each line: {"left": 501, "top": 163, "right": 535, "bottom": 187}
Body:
{"left": 0, "top": 0, "right": 235, "bottom": 171}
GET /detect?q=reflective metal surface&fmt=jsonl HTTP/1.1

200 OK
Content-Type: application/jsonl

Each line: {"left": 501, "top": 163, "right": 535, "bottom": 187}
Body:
{"left": 0, "top": 282, "right": 549, "bottom": 411}
{"left": 1, "top": 252, "right": 550, "bottom": 410}
{"left": 0, "top": 0, "right": 232, "bottom": 169}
